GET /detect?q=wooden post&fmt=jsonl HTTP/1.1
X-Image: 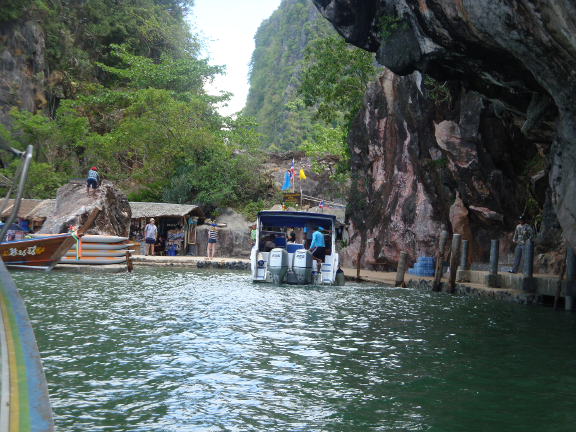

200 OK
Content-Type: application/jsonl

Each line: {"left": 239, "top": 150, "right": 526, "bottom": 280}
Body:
{"left": 395, "top": 251, "right": 408, "bottom": 287}
{"left": 432, "top": 231, "right": 448, "bottom": 292}
{"left": 356, "top": 252, "right": 361, "bottom": 281}
{"left": 446, "top": 234, "right": 461, "bottom": 293}
{"left": 126, "top": 250, "right": 133, "bottom": 273}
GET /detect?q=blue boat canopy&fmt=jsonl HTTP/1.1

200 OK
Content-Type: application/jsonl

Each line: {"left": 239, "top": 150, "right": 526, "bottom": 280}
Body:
{"left": 257, "top": 211, "right": 336, "bottom": 230}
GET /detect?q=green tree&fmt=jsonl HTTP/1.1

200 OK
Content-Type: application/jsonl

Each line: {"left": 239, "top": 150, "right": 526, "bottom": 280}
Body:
{"left": 298, "top": 35, "right": 378, "bottom": 126}
{"left": 244, "top": 0, "right": 336, "bottom": 150}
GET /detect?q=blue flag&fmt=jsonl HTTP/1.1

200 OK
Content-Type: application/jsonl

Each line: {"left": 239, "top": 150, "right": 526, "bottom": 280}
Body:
{"left": 282, "top": 171, "right": 291, "bottom": 190}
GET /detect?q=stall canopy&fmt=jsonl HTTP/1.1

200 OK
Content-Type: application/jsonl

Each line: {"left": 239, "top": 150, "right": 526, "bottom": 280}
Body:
{"left": 129, "top": 202, "right": 205, "bottom": 221}
{"left": 0, "top": 199, "right": 56, "bottom": 220}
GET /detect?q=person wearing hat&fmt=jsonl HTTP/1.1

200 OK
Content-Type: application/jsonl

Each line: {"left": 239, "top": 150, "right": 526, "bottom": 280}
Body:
{"left": 508, "top": 216, "right": 534, "bottom": 273}
{"left": 144, "top": 218, "right": 158, "bottom": 256}
{"left": 309, "top": 225, "right": 332, "bottom": 273}
{"left": 207, "top": 223, "right": 218, "bottom": 260}
{"left": 86, "top": 166, "right": 99, "bottom": 198}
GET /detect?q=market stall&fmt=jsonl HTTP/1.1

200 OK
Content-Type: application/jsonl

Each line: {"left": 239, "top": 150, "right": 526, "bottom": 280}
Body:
{"left": 128, "top": 202, "right": 205, "bottom": 255}
{"left": 0, "top": 198, "right": 56, "bottom": 233}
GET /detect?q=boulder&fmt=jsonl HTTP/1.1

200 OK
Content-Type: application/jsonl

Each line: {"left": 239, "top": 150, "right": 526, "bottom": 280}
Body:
{"left": 39, "top": 181, "right": 131, "bottom": 236}
{"left": 196, "top": 208, "right": 253, "bottom": 258}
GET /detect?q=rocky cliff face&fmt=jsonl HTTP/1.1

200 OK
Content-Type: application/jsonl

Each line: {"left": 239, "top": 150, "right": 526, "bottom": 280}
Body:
{"left": 312, "top": 0, "right": 576, "bottom": 259}
{"left": 339, "top": 69, "right": 540, "bottom": 269}
{"left": 0, "top": 20, "right": 49, "bottom": 129}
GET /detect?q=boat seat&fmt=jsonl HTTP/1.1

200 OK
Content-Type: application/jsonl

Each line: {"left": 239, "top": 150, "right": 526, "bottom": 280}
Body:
{"left": 274, "top": 238, "right": 286, "bottom": 248}
{"left": 287, "top": 243, "right": 303, "bottom": 253}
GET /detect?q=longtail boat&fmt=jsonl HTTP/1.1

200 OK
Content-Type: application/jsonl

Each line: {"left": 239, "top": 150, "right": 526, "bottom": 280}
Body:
{"left": 0, "top": 233, "right": 76, "bottom": 270}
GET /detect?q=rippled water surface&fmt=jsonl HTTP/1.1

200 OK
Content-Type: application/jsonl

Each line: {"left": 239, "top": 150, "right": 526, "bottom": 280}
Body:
{"left": 13, "top": 268, "right": 576, "bottom": 431}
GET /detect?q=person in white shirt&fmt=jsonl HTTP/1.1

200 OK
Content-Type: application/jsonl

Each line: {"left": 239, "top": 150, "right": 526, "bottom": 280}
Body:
{"left": 144, "top": 218, "right": 158, "bottom": 256}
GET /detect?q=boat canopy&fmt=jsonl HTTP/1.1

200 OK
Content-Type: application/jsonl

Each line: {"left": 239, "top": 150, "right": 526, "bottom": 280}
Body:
{"left": 257, "top": 211, "right": 336, "bottom": 230}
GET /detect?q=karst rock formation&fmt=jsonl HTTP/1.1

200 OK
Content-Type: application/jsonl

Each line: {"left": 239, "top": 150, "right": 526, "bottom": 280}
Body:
{"left": 313, "top": 0, "right": 575, "bottom": 267}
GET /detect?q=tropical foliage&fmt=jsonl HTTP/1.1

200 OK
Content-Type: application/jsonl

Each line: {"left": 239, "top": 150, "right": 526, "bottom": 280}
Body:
{"left": 243, "top": 0, "right": 337, "bottom": 151}
{"left": 0, "top": 0, "right": 270, "bottom": 209}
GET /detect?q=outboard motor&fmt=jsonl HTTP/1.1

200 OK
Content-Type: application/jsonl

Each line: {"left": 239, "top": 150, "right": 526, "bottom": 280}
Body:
{"left": 269, "top": 248, "right": 289, "bottom": 284}
{"left": 292, "top": 249, "right": 313, "bottom": 284}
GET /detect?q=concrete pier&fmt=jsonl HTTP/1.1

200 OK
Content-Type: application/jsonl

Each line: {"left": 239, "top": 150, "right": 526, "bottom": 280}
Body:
{"left": 484, "top": 240, "right": 502, "bottom": 288}
{"left": 564, "top": 244, "right": 576, "bottom": 310}
{"left": 457, "top": 240, "right": 471, "bottom": 282}
{"left": 520, "top": 239, "right": 537, "bottom": 293}
{"left": 447, "top": 234, "right": 461, "bottom": 293}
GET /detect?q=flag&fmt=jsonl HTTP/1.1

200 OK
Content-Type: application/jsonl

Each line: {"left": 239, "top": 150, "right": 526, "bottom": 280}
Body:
{"left": 289, "top": 159, "right": 295, "bottom": 182}
{"left": 299, "top": 167, "right": 306, "bottom": 180}
{"left": 319, "top": 199, "right": 324, "bottom": 209}
{"left": 282, "top": 171, "right": 291, "bottom": 190}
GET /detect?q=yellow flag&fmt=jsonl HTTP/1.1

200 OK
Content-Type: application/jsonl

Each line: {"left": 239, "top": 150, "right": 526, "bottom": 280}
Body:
{"left": 299, "top": 167, "right": 306, "bottom": 180}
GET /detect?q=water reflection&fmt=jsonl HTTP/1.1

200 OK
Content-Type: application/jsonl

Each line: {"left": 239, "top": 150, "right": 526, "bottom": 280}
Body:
{"left": 13, "top": 268, "right": 576, "bottom": 431}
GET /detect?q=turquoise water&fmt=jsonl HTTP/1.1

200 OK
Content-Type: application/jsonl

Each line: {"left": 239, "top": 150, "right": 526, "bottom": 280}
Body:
{"left": 13, "top": 268, "right": 576, "bottom": 431}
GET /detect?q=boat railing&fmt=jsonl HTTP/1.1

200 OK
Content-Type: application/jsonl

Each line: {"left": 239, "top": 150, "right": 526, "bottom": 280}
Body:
{"left": 0, "top": 144, "right": 33, "bottom": 243}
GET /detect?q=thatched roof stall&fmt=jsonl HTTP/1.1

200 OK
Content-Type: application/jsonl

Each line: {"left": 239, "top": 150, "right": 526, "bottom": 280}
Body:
{"left": 0, "top": 199, "right": 56, "bottom": 219}
{"left": 129, "top": 202, "right": 204, "bottom": 220}
{"left": 0, "top": 199, "right": 56, "bottom": 232}
{"left": 128, "top": 202, "right": 205, "bottom": 256}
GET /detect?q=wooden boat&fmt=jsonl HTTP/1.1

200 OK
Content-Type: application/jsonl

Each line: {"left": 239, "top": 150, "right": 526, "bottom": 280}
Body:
{"left": 1, "top": 207, "right": 101, "bottom": 271}
{"left": 0, "top": 233, "right": 77, "bottom": 271}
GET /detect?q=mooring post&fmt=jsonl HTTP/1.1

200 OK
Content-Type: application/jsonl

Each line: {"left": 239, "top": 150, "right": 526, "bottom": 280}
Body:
{"left": 432, "top": 231, "right": 448, "bottom": 292}
{"left": 564, "top": 243, "right": 576, "bottom": 311}
{"left": 520, "top": 239, "right": 537, "bottom": 293}
{"left": 484, "top": 239, "right": 501, "bottom": 287}
{"left": 356, "top": 252, "right": 361, "bottom": 282}
{"left": 395, "top": 251, "right": 408, "bottom": 287}
{"left": 446, "top": 234, "right": 461, "bottom": 293}
{"left": 456, "top": 240, "right": 471, "bottom": 282}
{"left": 522, "top": 239, "right": 534, "bottom": 277}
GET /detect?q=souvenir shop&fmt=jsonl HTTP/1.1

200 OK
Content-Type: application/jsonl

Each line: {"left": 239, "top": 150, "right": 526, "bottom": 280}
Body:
{"left": 128, "top": 203, "right": 205, "bottom": 256}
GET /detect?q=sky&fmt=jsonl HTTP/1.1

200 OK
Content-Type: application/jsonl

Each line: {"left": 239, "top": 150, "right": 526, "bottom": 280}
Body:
{"left": 191, "top": 0, "right": 283, "bottom": 116}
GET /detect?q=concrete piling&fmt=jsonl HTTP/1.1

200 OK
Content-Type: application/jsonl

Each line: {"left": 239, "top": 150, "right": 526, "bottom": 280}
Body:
{"left": 564, "top": 244, "right": 576, "bottom": 311}
{"left": 459, "top": 240, "right": 469, "bottom": 270}
{"left": 522, "top": 239, "right": 534, "bottom": 277}
{"left": 484, "top": 239, "right": 502, "bottom": 288}
{"left": 446, "top": 234, "right": 461, "bottom": 293}
{"left": 432, "top": 231, "right": 448, "bottom": 292}
{"left": 456, "top": 240, "right": 471, "bottom": 282}
{"left": 395, "top": 251, "right": 408, "bottom": 287}
{"left": 520, "top": 239, "right": 537, "bottom": 293}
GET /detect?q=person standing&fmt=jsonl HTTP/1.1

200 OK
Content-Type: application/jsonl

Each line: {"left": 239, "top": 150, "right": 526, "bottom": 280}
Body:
{"left": 86, "top": 167, "right": 99, "bottom": 198}
{"left": 304, "top": 220, "right": 314, "bottom": 249}
{"left": 508, "top": 216, "right": 534, "bottom": 273}
{"left": 250, "top": 224, "right": 257, "bottom": 247}
{"left": 207, "top": 223, "right": 218, "bottom": 260}
{"left": 144, "top": 218, "right": 157, "bottom": 256}
{"left": 309, "top": 226, "right": 332, "bottom": 273}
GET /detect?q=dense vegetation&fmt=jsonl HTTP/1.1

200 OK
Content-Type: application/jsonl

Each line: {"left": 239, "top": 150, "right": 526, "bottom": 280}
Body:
{"left": 0, "top": 0, "right": 272, "bottom": 214}
{"left": 243, "top": 0, "right": 337, "bottom": 152}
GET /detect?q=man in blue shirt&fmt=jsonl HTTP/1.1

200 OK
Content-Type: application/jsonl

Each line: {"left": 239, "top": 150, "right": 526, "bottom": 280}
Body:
{"left": 309, "top": 226, "right": 332, "bottom": 273}
{"left": 86, "top": 167, "right": 99, "bottom": 198}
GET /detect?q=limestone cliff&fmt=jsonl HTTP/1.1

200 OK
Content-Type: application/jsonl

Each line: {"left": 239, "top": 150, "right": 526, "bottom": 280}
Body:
{"left": 0, "top": 20, "right": 49, "bottom": 128}
{"left": 312, "top": 0, "right": 576, "bottom": 259}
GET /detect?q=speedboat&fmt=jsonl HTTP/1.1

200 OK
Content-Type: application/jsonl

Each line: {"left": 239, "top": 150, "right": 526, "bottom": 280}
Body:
{"left": 250, "top": 210, "right": 344, "bottom": 285}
